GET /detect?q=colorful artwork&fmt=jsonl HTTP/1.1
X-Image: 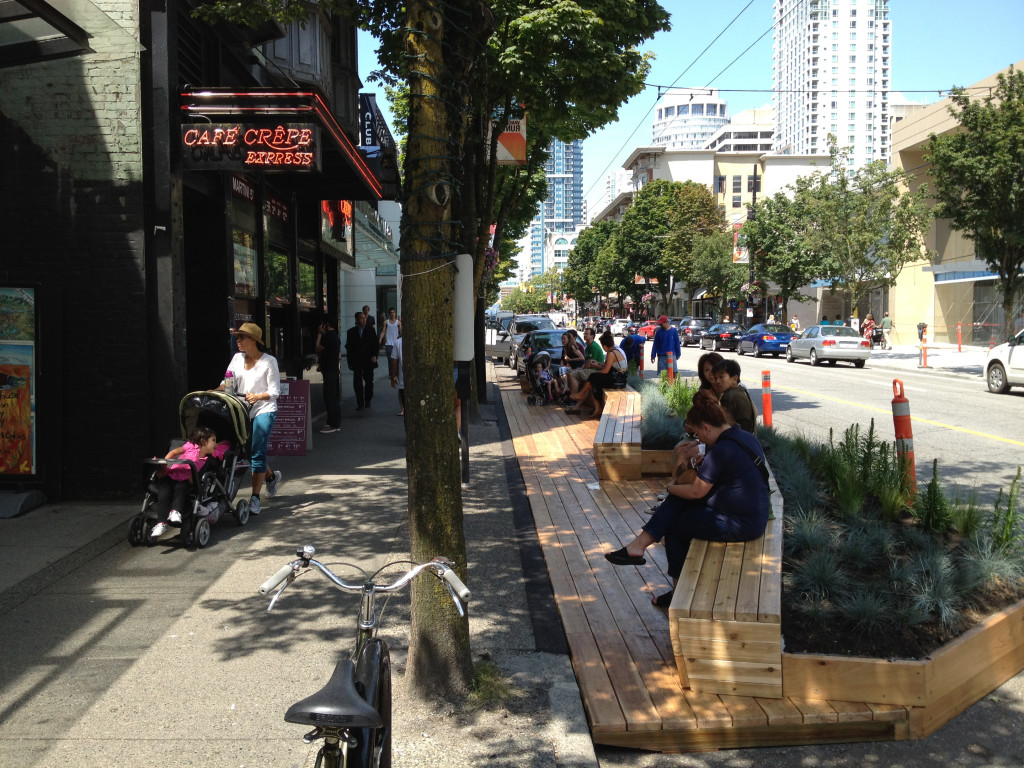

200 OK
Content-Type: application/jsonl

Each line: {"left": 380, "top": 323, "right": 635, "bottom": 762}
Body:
{"left": 0, "top": 287, "right": 36, "bottom": 475}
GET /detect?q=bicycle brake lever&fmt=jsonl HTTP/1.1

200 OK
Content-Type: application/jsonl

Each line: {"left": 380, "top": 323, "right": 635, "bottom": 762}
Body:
{"left": 442, "top": 581, "right": 466, "bottom": 618}
{"left": 266, "top": 578, "right": 291, "bottom": 612}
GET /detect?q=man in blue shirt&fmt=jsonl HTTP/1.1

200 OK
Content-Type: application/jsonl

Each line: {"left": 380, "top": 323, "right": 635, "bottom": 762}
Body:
{"left": 650, "top": 315, "right": 681, "bottom": 375}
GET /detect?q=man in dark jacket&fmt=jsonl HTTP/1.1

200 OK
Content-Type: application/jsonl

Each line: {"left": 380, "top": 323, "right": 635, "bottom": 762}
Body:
{"left": 345, "top": 311, "right": 379, "bottom": 410}
{"left": 316, "top": 317, "right": 341, "bottom": 431}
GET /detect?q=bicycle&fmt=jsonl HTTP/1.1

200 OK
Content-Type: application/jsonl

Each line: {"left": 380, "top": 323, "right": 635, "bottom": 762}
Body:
{"left": 258, "top": 546, "right": 471, "bottom": 768}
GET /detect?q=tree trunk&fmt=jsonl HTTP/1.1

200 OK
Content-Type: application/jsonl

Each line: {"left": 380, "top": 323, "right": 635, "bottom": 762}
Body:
{"left": 401, "top": 0, "right": 484, "bottom": 698}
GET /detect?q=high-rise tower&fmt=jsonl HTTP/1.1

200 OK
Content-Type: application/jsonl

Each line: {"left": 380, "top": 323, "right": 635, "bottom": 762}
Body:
{"left": 527, "top": 138, "right": 584, "bottom": 277}
{"left": 773, "top": 0, "right": 891, "bottom": 170}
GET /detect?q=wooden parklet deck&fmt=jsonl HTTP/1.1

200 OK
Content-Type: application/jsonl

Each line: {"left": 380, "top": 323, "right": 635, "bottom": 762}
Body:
{"left": 499, "top": 376, "right": 910, "bottom": 752}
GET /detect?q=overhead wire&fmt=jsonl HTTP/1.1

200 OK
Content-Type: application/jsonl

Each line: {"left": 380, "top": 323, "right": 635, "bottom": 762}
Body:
{"left": 582, "top": 0, "right": 762, "bottom": 205}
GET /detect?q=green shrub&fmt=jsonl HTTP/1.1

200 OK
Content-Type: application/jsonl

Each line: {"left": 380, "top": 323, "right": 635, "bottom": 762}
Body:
{"left": 990, "top": 466, "right": 1023, "bottom": 553}
{"left": 837, "top": 588, "right": 890, "bottom": 634}
{"left": 639, "top": 380, "right": 684, "bottom": 449}
{"left": 788, "top": 549, "right": 847, "bottom": 600}
{"left": 913, "top": 459, "right": 953, "bottom": 535}
{"left": 785, "top": 506, "right": 833, "bottom": 556}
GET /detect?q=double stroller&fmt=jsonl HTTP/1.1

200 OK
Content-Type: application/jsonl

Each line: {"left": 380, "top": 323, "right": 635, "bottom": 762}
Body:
{"left": 128, "top": 391, "right": 253, "bottom": 548}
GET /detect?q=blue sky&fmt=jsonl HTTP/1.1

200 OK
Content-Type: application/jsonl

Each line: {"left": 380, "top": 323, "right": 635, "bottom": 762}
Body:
{"left": 358, "top": 1, "right": 1024, "bottom": 212}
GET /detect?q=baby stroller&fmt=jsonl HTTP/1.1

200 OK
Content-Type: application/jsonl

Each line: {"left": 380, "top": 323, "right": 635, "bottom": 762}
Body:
{"left": 128, "top": 390, "right": 252, "bottom": 548}
{"left": 524, "top": 350, "right": 555, "bottom": 406}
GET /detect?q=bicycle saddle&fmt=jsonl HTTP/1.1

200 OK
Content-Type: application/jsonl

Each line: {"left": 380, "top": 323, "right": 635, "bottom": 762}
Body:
{"left": 284, "top": 660, "right": 383, "bottom": 728}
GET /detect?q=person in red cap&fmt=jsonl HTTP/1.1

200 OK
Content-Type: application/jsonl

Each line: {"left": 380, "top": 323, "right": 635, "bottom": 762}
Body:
{"left": 649, "top": 315, "right": 680, "bottom": 375}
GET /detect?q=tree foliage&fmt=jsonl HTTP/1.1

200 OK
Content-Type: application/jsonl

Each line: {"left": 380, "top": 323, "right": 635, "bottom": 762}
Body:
{"left": 742, "top": 191, "right": 821, "bottom": 319}
{"left": 926, "top": 66, "right": 1024, "bottom": 339}
{"left": 689, "top": 232, "right": 746, "bottom": 318}
{"left": 614, "top": 179, "right": 679, "bottom": 310}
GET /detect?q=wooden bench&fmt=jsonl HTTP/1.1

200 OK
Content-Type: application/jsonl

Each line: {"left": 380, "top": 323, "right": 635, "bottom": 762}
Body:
{"left": 669, "top": 473, "right": 785, "bottom": 698}
{"left": 593, "top": 387, "right": 642, "bottom": 481}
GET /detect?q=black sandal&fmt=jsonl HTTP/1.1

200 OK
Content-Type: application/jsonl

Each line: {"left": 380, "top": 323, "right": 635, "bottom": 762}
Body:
{"left": 652, "top": 590, "right": 674, "bottom": 608}
{"left": 604, "top": 547, "right": 646, "bottom": 566}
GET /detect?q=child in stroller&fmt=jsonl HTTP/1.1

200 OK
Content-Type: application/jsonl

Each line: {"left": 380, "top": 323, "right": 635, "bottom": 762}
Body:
{"left": 149, "top": 426, "right": 228, "bottom": 540}
{"left": 129, "top": 390, "right": 253, "bottom": 548}
{"left": 525, "top": 350, "right": 560, "bottom": 405}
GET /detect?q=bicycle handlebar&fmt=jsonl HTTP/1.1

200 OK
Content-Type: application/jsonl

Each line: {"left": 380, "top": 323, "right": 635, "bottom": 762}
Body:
{"left": 257, "top": 547, "right": 471, "bottom": 606}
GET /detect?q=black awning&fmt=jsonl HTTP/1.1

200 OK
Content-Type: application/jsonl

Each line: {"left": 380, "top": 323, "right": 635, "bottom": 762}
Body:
{"left": 180, "top": 88, "right": 386, "bottom": 202}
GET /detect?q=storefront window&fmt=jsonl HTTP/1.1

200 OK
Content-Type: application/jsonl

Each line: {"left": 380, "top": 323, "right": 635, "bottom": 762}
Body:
{"left": 266, "top": 247, "right": 291, "bottom": 307}
{"left": 232, "top": 228, "right": 258, "bottom": 297}
{"left": 297, "top": 260, "right": 316, "bottom": 310}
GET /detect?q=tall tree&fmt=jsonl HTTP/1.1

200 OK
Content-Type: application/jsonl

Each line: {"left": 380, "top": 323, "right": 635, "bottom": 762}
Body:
{"left": 926, "top": 67, "right": 1024, "bottom": 339}
{"left": 741, "top": 191, "right": 822, "bottom": 320}
{"left": 689, "top": 232, "right": 747, "bottom": 318}
{"left": 563, "top": 219, "right": 616, "bottom": 316}
{"left": 615, "top": 179, "right": 679, "bottom": 312}
{"left": 798, "top": 139, "right": 933, "bottom": 313}
{"left": 663, "top": 181, "right": 727, "bottom": 284}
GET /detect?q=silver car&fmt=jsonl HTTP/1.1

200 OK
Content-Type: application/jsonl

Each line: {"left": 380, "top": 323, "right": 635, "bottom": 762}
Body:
{"left": 786, "top": 324, "right": 871, "bottom": 368}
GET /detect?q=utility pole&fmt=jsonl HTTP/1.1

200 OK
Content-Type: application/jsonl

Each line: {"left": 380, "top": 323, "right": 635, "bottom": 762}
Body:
{"left": 746, "top": 163, "right": 760, "bottom": 312}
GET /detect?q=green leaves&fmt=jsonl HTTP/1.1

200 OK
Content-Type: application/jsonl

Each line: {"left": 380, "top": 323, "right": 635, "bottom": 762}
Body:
{"left": 926, "top": 67, "right": 1024, "bottom": 338}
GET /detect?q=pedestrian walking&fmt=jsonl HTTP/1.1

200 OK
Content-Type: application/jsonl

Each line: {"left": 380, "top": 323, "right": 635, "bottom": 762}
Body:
{"left": 379, "top": 307, "right": 401, "bottom": 361}
{"left": 224, "top": 323, "right": 282, "bottom": 515}
{"left": 345, "top": 311, "right": 379, "bottom": 410}
{"left": 362, "top": 304, "right": 377, "bottom": 331}
{"left": 791, "top": 314, "right": 801, "bottom": 332}
{"left": 315, "top": 317, "right": 341, "bottom": 433}
{"left": 880, "top": 311, "right": 893, "bottom": 349}
{"left": 389, "top": 333, "right": 404, "bottom": 416}
{"left": 649, "top": 315, "right": 681, "bottom": 375}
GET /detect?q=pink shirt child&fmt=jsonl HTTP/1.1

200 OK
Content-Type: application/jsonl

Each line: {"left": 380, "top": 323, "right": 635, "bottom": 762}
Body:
{"left": 166, "top": 441, "right": 229, "bottom": 481}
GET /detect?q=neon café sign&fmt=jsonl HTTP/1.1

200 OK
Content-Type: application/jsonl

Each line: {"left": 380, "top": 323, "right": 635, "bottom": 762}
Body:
{"left": 181, "top": 123, "right": 321, "bottom": 171}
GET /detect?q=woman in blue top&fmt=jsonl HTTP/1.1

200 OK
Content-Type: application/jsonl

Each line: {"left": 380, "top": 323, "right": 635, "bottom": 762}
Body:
{"left": 604, "top": 390, "right": 770, "bottom": 606}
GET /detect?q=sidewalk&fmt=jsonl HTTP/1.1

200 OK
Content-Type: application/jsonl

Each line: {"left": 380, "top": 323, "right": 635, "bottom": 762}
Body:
{"left": 0, "top": 365, "right": 597, "bottom": 768}
{"left": 865, "top": 342, "right": 991, "bottom": 380}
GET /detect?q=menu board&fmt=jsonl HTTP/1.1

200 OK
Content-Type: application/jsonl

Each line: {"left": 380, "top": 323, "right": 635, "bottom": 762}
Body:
{"left": 268, "top": 379, "right": 310, "bottom": 456}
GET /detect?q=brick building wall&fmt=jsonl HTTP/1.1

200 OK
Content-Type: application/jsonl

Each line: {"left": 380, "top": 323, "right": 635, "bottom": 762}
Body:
{"left": 0, "top": 1, "right": 150, "bottom": 498}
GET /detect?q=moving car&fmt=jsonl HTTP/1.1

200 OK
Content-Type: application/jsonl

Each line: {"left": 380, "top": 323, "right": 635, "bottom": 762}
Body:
{"left": 699, "top": 323, "right": 744, "bottom": 352}
{"left": 514, "top": 329, "right": 566, "bottom": 376}
{"left": 678, "top": 317, "right": 714, "bottom": 346}
{"left": 985, "top": 327, "right": 1024, "bottom": 393}
{"left": 507, "top": 315, "right": 556, "bottom": 369}
{"left": 737, "top": 323, "right": 799, "bottom": 358}
{"left": 786, "top": 324, "right": 871, "bottom": 367}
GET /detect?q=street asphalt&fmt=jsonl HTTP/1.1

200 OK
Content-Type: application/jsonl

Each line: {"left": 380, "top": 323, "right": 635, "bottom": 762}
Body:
{"left": 1, "top": 342, "right": 1020, "bottom": 768}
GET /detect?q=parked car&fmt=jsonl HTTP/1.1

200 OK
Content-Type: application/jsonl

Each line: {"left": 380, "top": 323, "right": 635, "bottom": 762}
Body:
{"left": 610, "top": 318, "right": 631, "bottom": 335}
{"left": 985, "top": 327, "right": 1024, "bottom": 393}
{"left": 678, "top": 317, "right": 715, "bottom": 346}
{"left": 514, "top": 329, "right": 566, "bottom": 376}
{"left": 737, "top": 323, "right": 799, "bottom": 358}
{"left": 488, "top": 312, "right": 516, "bottom": 362}
{"left": 786, "top": 324, "right": 871, "bottom": 367}
{"left": 625, "top": 322, "right": 640, "bottom": 336}
{"left": 507, "top": 315, "right": 556, "bottom": 369}
{"left": 699, "top": 323, "right": 745, "bottom": 352}
{"left": 637, "top": 320, "right": 660, "bottom": 339}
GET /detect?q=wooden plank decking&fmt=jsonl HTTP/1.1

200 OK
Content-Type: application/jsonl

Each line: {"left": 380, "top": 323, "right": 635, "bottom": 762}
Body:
{"left": 498, "top": 373, "right": 911, "bottom": 751}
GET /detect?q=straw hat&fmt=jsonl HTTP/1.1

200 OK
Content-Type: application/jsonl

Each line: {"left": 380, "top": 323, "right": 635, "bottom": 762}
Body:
{"left": 232, "top": 322, "right": 264, "bottom": 345}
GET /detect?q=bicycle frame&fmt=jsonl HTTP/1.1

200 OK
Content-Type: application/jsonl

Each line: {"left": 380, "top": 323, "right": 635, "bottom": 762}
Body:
{"left": 259, "top": 546, "right": 468, "bottom": 768}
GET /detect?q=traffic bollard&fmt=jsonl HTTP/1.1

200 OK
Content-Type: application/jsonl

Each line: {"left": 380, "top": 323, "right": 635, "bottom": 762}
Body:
{"left": 957, "top": 322, "right": 962, "bottom": 352}
{"left": 761, "top": 370, "right": 773, "bottom": 428}
{"left": 666, "top": 351, "right": 675, "bottom": 383}
{"left": 891, "top": 379, "right": 917, "bottom": 497}
{"left": 918, "top": 326, "right": 930, "bottom": 368}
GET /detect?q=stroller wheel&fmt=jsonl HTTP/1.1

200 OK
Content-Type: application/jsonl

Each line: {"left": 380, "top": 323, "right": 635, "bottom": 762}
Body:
{"left": 234, "top": 499, "right": 250, "bottom": 526}
{"left": 193, "top": 518, "right": 212, "bottom": 549}
{"left": 527, "top": 396, "right": 536, "bottom": 405}
{"left": 127, "top": 516, "right": 147, "bottom": 546}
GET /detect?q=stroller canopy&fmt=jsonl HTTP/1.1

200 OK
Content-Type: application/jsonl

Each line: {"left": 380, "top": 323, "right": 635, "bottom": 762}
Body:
{"left": 179, "top": 391, "right": 251, "bottom": 449}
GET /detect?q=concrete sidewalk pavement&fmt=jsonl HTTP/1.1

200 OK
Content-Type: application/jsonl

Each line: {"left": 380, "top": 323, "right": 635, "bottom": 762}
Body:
{"left": 0, "top": 365, "right": 597, "bottom": 768}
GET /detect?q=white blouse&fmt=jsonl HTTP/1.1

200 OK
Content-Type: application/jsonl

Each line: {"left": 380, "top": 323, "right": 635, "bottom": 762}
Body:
{"left": 225, "top": 352, "right": 280, "bottom": 418}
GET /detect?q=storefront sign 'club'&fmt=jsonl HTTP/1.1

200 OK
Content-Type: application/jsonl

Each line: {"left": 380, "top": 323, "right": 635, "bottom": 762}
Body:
{"left": 181, "top": 123, "right": 321, "bottom": 172}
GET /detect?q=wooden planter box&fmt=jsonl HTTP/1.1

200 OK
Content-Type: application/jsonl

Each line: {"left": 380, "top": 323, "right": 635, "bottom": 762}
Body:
{"left": 782, "top": 595, "right": 1024, "bottom": 739}
{"left": 641, "top": 447, "right": 674, "bottom": 475}
{"left": 619, "top": 433, "right": 1024, "bottom": 741}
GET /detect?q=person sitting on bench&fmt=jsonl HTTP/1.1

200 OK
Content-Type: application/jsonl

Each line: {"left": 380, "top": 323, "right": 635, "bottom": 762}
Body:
{"left": 603, "top": 390, "right": 770, "bottom": 607}
{"left": 566, "top": 331, "right": 627, "bottom": 418}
